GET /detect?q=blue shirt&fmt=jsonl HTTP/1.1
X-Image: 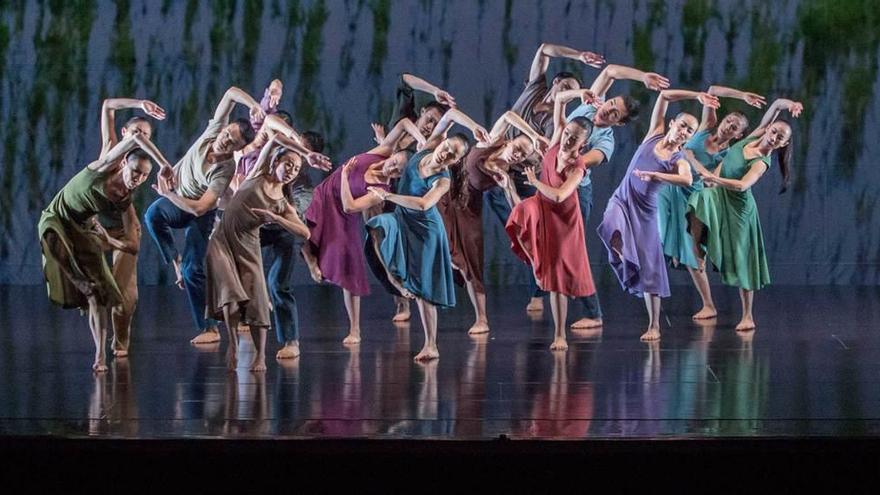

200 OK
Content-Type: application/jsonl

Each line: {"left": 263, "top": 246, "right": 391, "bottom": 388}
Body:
{"left": 567, "top": 103, "right": 615, "bottom": 186}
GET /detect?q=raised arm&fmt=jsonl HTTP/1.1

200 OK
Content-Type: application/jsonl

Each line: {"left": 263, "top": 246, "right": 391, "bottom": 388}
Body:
{"left": 647, "top": 89, "right": 719, "bottom": 140}
{"left": 747, "top": 98, "right": 803, "bottom": 138}
{"left": 213, "top": 86, "right": 263, "bottom": 123}
{"left": 485, "top": 110, "right": 547, "bottom": 151}
{"left": 528, "top": 43, "right": 605, "bottom": 83}
{"left": 589, "top": 64, "right": 670, "bottom": 99}
{"left": 371, "top": 117, "right": 426, "bottom": 156}
{"left": 89, "top": 133, "right": 171, "bottom": 173}
{"left": 261, "top": 114, "right": 331, "bottom": 170}
{"left": 369, "top": 178, "right": 451, "bottom": 211}
{"left": 422, "top": 108, "right": 489, "bottom": 150}
{"left": 100, "top": 98, "right": 165, "bottom": 157}
{"left": 700, "top": 85, "right": 766, "bottom": 131}
{"left": 551, "top": 89, "right": 598, "bottom": 145}
{"left": 402, "top": 73, "right": 456, "bottom": 108}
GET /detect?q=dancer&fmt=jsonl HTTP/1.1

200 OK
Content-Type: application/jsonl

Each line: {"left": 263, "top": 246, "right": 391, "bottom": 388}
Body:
{"left": 687, "top": 99, "right": 802, "bottom": 331}
{"left": 39, "top": 133, "right": 172, "bottom": 371}
{"left": 194, "top": 136, "right": 312, "bottom": 372}
{"left": 366, "top": 108, "right": 487, "bottom": 361}
{"left": 438, "top": 110, "right": 547, "bottom": 335}
{"left": 596, "top": 89, "right": 720, "bottom": 341}
{"left": 301, "top": 117, "right": 426, "bottom": 345}
{"left": 656, "top": 85, "right": 766, "bottom": 319}
{"left": 96, "top": 97, "right": 166, "bottom": 357}
{"left": 144, "top": 86, "right": 262, "bottom": 345}
{"left": 502, "top": 90, "right": 598, "bottom": 351}
{"left": 372, "top": 73, "right": 456, "bottom": 322}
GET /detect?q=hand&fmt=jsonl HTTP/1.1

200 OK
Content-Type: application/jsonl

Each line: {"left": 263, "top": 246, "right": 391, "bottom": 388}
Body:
{"left": 524, "top": 166, "right": 539, "bottom": 186}
{"left": 433, "top": 89, "right": 456, "bottom": 108}
{"left": 532, "top": 135, "right": 550, "bottom": 155}
{"left": 697, "top": 92, "right": 721, "bottom": 109}
{"left": 371, "top": 123, "right": 386, "bottom": 145}
{"left": 579, "top": 89, "right": 599, "bottom": 106}
{"left": 90, "top": 219, "right": 112, "bottom": 243}
{"left": 307, "top": 152, "right": 332, "bottom": 171}
{"left": 642, "top": 72, "right": 670, "bottom": 91}
{"left": 579, "top": 51, "right": 605, "bottom": 68}
{"left": 633, "top": 169, "right": 655, "bottom": 182}
{"left": 491, "top": 171, "right": 509, "bottom": 189}
{"left": 367, "top": 186, "right": 389, "bottom": 201}
{"left": 267, "top": 79, "right": 283, "bottom": 107}
{"left": 140, "top": 100, "right": 166, "bottom": 120}
{"left": 159, "top": 164, "right": 175, "bottom": 182}
{"left": 340, "top": 156, "right": 357, "bottom": 177}
{"left": 701, "top": 173, "right": 720, "bottom": 185}
{"left": 249, "top": 105, "right": 266, "bottom": 123}
{"left": 251, "top": 208, "right": 279, "bottom": 223}
{"left": 152, "top": 175, "right": 174, "bottom": 197}
{"left": 787, "top": 101, "right": 804, "bottom": 118}
{"left": 744, "top": 92, "right": 766, "bottom": 108}
{"left": 473, "top": 126, "right": 491, "bottom": 145}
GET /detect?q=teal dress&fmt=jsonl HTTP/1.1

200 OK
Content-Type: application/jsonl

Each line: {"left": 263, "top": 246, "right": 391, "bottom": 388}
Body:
{"left": 687, "top": 137, "right": 771, "bottom": 291}
{"left": 657, "top": 130, "right": 727, "bottom": 269}
{"left": 365, "top": 150, "right": 456, "bottom": 308}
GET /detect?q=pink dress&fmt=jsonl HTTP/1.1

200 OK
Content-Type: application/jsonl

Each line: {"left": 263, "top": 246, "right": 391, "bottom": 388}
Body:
{"left": 505, "top": 145, "right": 596, "bottom": 298}
{"left": 304, "top": 153, "right": 390, "bottom": 296}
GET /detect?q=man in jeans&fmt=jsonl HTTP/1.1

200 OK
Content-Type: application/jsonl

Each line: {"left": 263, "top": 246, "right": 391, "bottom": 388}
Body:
{"left": 145, "top": 86, "right": 263, "bottom": 345}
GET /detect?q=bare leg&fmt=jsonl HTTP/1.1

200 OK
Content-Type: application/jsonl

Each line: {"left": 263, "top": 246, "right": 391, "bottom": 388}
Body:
{"left": 688, "top": 214, "right": 708, "bottom": 273}
{"left": 414, "top": 299, "right": 439, "bottom": 361}
{"left": 369, "top": 228, "right": 416, "bottom": 299}
{"left": 342, "top": 290, "right": 361, "bottom": 344}
{"left": 687, "top": 266, "right": 716, "bottom": 319}
{"left": 511, "top": 232, "right": 545, "bottom": 313}
{"left": 276, "top": 339, "right": 301, "bottom": 359}
{"left": 222, "top": 305, "right": 239, "bottom": 371}
{"left": 464, "top": 279, "right": 489, "bottom": 335}
{"left": 735, "top": 288, "right": 756, "bottom": 331}
{"left": 640, "top": 293, "right": 662, "bottom": 341}
{"left": 392, "top": 296, "right": 411, "bottom": 322}
{"left": 87, "top": 296, "right": 109, "bottom": 372}
{"left": 300, "top": 244, "right": 323, "bottom": 283}
{"left": 110, "top": 247, "right": 137, "bottom": 357}
{"left": 249, "top": 325, "right": 268, "bottom": 372}
{"left": 548, "top": 292, "right": 569, "bottom": 351}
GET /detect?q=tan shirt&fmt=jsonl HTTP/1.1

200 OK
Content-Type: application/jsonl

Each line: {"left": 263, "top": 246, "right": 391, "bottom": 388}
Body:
{"left": 174, "top": 117, "right": 235, "bottom": 200}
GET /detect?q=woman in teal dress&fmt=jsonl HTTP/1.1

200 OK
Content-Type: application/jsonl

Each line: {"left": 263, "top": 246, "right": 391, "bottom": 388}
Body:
{"left": 366, "top": 108, "right": 488, "bottom": 362}
{"left": 657, "top": 85, "right": 765, "bottom": 320}
{"left": 687, "top": 99, "right": 803, "bottom": 332}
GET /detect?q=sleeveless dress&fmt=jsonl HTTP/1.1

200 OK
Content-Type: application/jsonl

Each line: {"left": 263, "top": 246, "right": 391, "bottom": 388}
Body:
{"left": 687, "top": 137, "right": 771, "bottom": 291}
{"left": 597, "top": 134, "right": 683, "bottom": 298}
{"left": 205, "top": 175, "right": 288, "bottom": 326}
{"left": 657, "top": 129, "right": 727, "bottom": 269}
{"left": 304, "top": 153, "right": 391, "bottom": 296}
{"left": 437, "top": 145, "right": 501, "bottom": 293}
{"left": 505, "top": 145, "right": 596, "bottom": 298}
{"left": 38, "top": 167, "right": 131, "bottom": 309}
{"left": 365, "top": 149, "right": 456, "bottom": 308}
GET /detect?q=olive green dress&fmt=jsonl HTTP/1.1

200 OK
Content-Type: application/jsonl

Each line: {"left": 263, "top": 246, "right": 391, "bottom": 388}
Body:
{"left": 687, "top": 137, "right": 771, "bottom": 291}
{"left": 38, "top": 167, "right": 131, "bottom": 309}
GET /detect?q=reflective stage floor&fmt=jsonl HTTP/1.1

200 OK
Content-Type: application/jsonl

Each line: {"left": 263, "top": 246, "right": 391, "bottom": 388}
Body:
{"left": 1, "top": 284, "right": 880, "bottom": 440}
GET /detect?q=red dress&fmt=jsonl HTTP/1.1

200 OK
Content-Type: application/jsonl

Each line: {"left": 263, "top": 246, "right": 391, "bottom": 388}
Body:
{"left": 505, "top": 145, "right": 596, "bottom": 298}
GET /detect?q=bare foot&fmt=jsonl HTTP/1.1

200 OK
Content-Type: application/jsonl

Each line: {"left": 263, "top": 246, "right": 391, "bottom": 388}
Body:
{"left": 226, "top": 349, "right": 238, "bottom": 370}
{"left": 92, "top": 361, "right": 108, "bottom": 373}
{"left": 276, "top": 343, "right": 301, "bottom": 359}
{"left": 250, "top": 357, "right": 267, "bottom": 372}
{"left": 467, "top": 321, "right": 489, "bottom": 335}
{"left": 172, "top": 260, "right": 185, "bottom": 290}
{"left": 343, "top": 332, "right": 361, "bottom": 345}
{"left": 526, "top": 297, "right": 544, "bottom": 312}
{"left": 237, "top": 323, "right": 250, "bottom": 333}
{"left": 301, "top": 249, "right": 324, "bottom": 283}
{"left": 640, "top": 328, "right": 661, "bottom": 341}
{"left": 113, "top": 349, "right": 129, "bottom": 358}
{"left": 414, "top": 346, "right": 440, "bottom": 362}
{"left": 570, "top": 317, "right": 603, "bottom": 329}
{"left": 692, "top": 306, "right": 717, "bottom": 319}
{"left": 392, "top": 308, "right": 411, "bottom": 322}
{"left": 550, "top": 338, "right": 568, "bottom": 351}
{"left": 190, "top": 329, "right": 221, "bottom": 345}
{"left": 735, "top": 317, "right": 756, "bottom": 332}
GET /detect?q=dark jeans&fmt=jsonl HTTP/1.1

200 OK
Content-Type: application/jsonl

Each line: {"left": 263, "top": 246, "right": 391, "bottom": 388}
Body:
{"left": 144, "top": 197, "right": 220, "bottom": 331}
{"left": 260, "top": 226, "right": 300, "bottom": 343}
{"left": 484, "top": 182, "right": 603, "bottom": 320}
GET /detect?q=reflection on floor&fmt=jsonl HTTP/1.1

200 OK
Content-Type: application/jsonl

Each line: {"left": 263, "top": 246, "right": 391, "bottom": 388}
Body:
{"left": 1, "top": 285, "right": 879, "bottom": 439}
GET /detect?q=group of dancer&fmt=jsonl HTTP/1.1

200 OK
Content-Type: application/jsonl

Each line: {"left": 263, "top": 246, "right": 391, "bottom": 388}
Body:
{"left": 38, "top": 43, "right": 802, "bottom": 372}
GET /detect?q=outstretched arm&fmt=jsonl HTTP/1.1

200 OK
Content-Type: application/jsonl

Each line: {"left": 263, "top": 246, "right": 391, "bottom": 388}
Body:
{"left": 422, "top": 108, "right": 489, "bottom": 150}
{"left": 402, "top": 73, "right": 456, "bottom": 108}
{"left": 368, "top": 178, "right": 450, "bottom": 211}
{"left": 647, "top": 89, "right": 719, "bottom": 140}
{"left": 747, "top": 98, "right": 804, "bottom": 138}
{"left": 702, "top": 160, "right": 768, "bottom": 191}
{"left": 89, "top": 133, "right": 172, "bottom": 173}
{"left": 100, "top": 98, "right": 166, "bottom": 158}
{"left": 528, "top": 43, "right": 605, "bottom": 83}
{"left": 589, "top": 64, "right": 670, "bottom": 99}
{"left": 633, "top": 159, "right": 693, "bottom": 188}
{"left": 698, "top": 85, "right": 766, "bottom": 131}
{"left": 485, "top": 110, "right": 547, "bottom": 151}
{"left": 213, "top": 86, "right": 263, "bottom": 124}
{"left": 371, "top": 117, "right": 426, "bottom": 156}
{"left": 524, "top": 165, "right": 583, "bottom": 203}
{"left": 260, "top": 114, "right": 331, "bottom": 170}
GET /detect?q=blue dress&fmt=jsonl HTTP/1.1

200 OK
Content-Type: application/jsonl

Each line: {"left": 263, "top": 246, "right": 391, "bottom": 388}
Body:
{"left": 656, "top": 130, "right": 727, "bottom": 269}
{"left": 365, "top": 150, "right": 456, "bottom": 308}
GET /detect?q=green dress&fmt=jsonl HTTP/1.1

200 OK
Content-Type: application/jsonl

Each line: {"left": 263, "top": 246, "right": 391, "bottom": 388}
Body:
{"left": 687, "top": 137, "right": 771, "bottom": 291}
{"left": 38, "top": 167, "right": 130, "bottom": 309}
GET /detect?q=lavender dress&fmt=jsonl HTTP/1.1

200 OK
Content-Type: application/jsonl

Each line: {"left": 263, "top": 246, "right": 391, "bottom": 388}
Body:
{"left": 597, "top": 134, "right": 683, "bottom": 297}
{"left": 304, "top": 153, "right": 390, "bottom": 296}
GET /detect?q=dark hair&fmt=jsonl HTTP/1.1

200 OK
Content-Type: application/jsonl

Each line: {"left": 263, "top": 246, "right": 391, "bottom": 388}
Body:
{"left": 124, "top": 148, "right": 152, "bottom": 166}
{"left": 616, "top": 96, "right": 641, "bottom": 124}
{"left": 448, "top": 132, "right": 472, "bottom": 154}
{"left": 728, "top": 111, "right": 749, "bottom": 129}
{"left": 234, "top": 118, "right": 256, "bottom": 144}
{"left": 124, "top": 116, "right": 151, "bottom": 130}
{"left": 568, "top": 116, "right": 594, "bottom": 155}
{"left": 275, "top": 110, "right": 293, "bottom": 125}
{"left": 552, "top": 71, "right": 581, "bottom": 87}
{"left": 301, "top": 131, "right": 325, "bottom": 153}
{"left": 422, "top": 101, "right": 450, "bottom": 116}
{"left": 774, "top": 121, "right": 793, "bottom": 194}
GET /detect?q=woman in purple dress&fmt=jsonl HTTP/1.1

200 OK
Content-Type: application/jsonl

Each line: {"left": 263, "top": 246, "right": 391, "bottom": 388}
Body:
{"left": 597, "top": 89, "right": 719, "bottom": 341}
{"left": 302, "top": 118, "right": 424, "bottom": 344}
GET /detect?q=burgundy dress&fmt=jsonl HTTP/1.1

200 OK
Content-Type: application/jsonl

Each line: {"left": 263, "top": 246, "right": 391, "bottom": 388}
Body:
{"left": 437, "top": 146, "right": 500, "bottom": 293}
{"left": 304, "top": 153, "right": 390, "bottom": 296}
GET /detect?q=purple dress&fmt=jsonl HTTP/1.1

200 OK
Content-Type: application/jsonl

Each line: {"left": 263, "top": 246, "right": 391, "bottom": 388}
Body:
{"left": 304, "top": 153, "right": 390, "bottom": 296}
{"left": 597, "top": 134, "right": 682, "bottom": 298}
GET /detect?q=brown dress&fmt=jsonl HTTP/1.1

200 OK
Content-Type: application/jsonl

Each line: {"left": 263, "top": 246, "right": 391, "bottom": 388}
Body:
{"left": 437, "top": 146, "right": 500, "bottom": 293}
{"left": 205, "top": 174, "right": 287, "bottom": 327}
